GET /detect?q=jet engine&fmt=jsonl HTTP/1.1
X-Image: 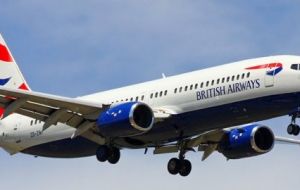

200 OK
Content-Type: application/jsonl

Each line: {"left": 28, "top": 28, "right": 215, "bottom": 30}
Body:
{"left": 218, "top": 124, "right": 274, "bottom": 159}
{"left": 97, "top": 102, "right": 154, "bottom": 137}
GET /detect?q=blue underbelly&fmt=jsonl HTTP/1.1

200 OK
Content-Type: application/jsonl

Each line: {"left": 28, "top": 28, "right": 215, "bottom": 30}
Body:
{"left": 22, "top": 136, "right": 99, "bottom": 158}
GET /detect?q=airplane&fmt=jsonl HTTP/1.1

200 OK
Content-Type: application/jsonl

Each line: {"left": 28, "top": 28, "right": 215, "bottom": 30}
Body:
{"left": 0, "top": 33, "right": 300, "bottom": 177}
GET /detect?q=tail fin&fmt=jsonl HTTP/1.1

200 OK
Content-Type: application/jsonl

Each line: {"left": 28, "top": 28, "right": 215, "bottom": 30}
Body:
{"left": 0, "top": 34, "right": 30, "bottom": 91}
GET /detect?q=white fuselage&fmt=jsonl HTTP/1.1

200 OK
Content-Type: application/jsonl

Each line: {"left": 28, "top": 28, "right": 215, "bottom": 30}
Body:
{"left": 1, "top": 55, "right": 300, "bottom": 155}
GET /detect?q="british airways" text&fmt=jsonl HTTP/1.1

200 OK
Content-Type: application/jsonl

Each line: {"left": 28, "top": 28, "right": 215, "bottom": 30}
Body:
{"left": 196, "top": 79, "right": 260, "bottom": 100}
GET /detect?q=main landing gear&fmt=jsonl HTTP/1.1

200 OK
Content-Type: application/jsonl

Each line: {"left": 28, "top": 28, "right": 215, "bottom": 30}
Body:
{"left": 96, "top": 145, "right": 121, "bottom": 164}
{"left": 167, "top": 150, "right": 192, "bottom": 177}
{"left": 287, "top": 113, "right": 300, "bottom": 136}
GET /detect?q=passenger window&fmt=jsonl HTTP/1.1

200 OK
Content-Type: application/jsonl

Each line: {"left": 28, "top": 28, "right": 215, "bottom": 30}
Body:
{"left": 291, "top": 64, "right": 298, "bottom": 70}
{"left": 217, "top": 79, "right": 220, "bottom": 84}
{"left": 237, "top": 75, "right": 240, "bottom": 80}
{"left": 226, "top": 77, "right": 230, "bottom": 82}
{"left": 155, "top": 92, "right": 158, "bottom": 98}
{"left": 164, "top": 90, "right": 168, "bottom": 96}
{"left": 206, "top": 81, "right": 209, "bottom": 87}
{"left": 179, "top": 87, "right": 183, "bottom": 92}
{"left": 185, "top": 86, "right": 188, "bottom": 91}
{"left": 247, "top": 72, "right": 250, "bottom": 78}
{"left": 150, "top": 94, "right": 153, "bottom": 99}
{"left": 194, "top": 84, "right": 198, "bottom": 89}
{"left": 211, "top": 80, "right": 214, "bottom": 86}
{"left": 231, "top": 76, "right": 235, "bottom": 81}
{"left": 125, "top": 98, "right": 128, "bottom": 101}
{"left": 30, "top": 120, "right": 33, "bottom": 126}
{"left": 141, "top": 95, "right": 144, "bottom": 101}
{"left": 159, "top": 91, "right": 163, "bottom": 97}
{"left": 222, "top": 78, "right": 225, "bottom": 83}
{"left": 241, "top": 73, "right": 245, "bottom": 79}
{"left": 200, "top": 82, "right": 204, "bottom": 88}
{"left": 174, "top": 88, "right": 177, "bottom": 94}
{"left": 130, "top": 97, "right": 134, "bottom": 101}
{"left": 190, "top": 85, "right": 193, "bottom": 90}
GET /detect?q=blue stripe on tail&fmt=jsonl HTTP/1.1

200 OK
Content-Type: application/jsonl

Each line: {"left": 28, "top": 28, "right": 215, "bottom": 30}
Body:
{"left": 0, "top": 77, "right": 11, "bottom": 86}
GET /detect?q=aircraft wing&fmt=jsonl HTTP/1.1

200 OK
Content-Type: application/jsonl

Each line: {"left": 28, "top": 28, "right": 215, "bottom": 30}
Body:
{"left": 0, "top": 87, "right": 108, "bottom": 144}
{"left": 275, "top": 136, "right": 300, "bottom": 145}
{"left": 154, "top": 130, "right": 300, "bottom": 161}
{"left": 154, "top": 129, "right": 225, "bottom": 161}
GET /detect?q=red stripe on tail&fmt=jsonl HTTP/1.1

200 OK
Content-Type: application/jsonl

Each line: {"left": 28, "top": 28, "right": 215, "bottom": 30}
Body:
{"left": 18, "top": 83, "right": 29, "bottom": 91}
{"left": 0, "top": 43, "right": 13, "bottom": 62}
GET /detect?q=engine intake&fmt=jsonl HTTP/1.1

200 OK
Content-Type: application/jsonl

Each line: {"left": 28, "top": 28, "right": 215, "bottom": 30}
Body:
{"left": 97, "top": 102, "right": 154, "bottom": 137}
{"left": 130, "top": 103, "right": 154, "bottom": 131}
{"left": 251, "top": 126, "right": 274, "bottom": 153}
{"left": 219, "top": 124, "right": 274, "bottom": 159}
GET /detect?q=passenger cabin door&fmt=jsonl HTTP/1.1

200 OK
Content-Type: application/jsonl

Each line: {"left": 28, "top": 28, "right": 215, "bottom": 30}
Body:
{"left": 264, "top": 63, "right": 278, "bottom": 87}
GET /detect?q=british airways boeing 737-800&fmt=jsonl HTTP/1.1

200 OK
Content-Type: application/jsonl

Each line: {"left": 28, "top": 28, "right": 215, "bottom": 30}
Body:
{"left": 0, "top": 34, "right": 300, "bottom": 176}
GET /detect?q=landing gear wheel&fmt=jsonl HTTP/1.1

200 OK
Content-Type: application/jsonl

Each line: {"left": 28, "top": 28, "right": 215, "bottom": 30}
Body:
{"left": 293, "top": 125, "right": 300, "bottom": 136}
{"left": 167, "top": 158, "right": 192, "bottom": 176}
{"left": 108, "top": 147, "right": 121, "bottom": 164}
{"left": 179, "top": 159, "right": 192, "bottom": 177}
{"left": 96, "top": 145, "right": 109, "bottom": 162}
{"left": 287, "top": 124, "right": 300, "bottom": 136}
{"left": 167, "top": 158, "right": 180, "bottom": 175}
{"left": 287, "top": 124, "right": 294, "bottom": 135}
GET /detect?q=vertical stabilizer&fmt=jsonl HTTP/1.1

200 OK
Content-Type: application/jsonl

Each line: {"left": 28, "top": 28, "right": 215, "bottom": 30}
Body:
{"left": 0, "top": 34, "right": 30, "bottom": 91}
{"left": 0, "top": 33, "right": 31, "bottom": 117}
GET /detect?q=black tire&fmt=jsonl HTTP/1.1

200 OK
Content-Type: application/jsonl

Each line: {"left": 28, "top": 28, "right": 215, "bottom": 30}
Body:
{"left": 287, "top": 124, "right": 294, "bottom": 135}
{"left": 108, "top": 148, "right": 121, "bottom": 164}
{"left": 179, "top": 159, "right": 192, "bottom": 177}
{"left": 293, "top": 125, "right": 300, "bottom": 136}
{"left": 96, "top": 146, "right": 109, "bottom": 162}
{"left": 167, "top": 158, "right": 180, "bottom": 175}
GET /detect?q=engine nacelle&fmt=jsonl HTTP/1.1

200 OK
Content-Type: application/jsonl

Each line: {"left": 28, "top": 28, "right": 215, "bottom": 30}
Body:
{"left": 218, "top": 124, "right": 274, "bottom": 159}
{"left": 97, "top": 102, "right": 154, "bottom": 137}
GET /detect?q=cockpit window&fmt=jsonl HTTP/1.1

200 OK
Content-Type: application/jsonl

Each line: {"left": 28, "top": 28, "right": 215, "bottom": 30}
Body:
{"left": 291, "top": 64, "right": 299, "bottom": 70}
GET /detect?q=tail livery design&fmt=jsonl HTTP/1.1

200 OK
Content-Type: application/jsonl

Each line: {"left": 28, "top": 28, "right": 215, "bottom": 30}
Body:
{"left": 0, "top": 34, "right": 30, "bottom": 91}
{"left": 0, "top": 34, "right": 31, "bottom": 117}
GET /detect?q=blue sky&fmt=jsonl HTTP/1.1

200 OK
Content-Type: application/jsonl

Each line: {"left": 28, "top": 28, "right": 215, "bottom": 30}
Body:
{"left": 1, "top": 1, "right": 300, "bottom": 189}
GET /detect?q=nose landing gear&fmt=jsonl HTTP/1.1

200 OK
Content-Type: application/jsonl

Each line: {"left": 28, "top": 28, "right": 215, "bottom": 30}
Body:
{"left": 287, "top": 113, "right": 300, "bottom": 136}
{"left": 287, "top": 124, "right": 300, "bottom": 136}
